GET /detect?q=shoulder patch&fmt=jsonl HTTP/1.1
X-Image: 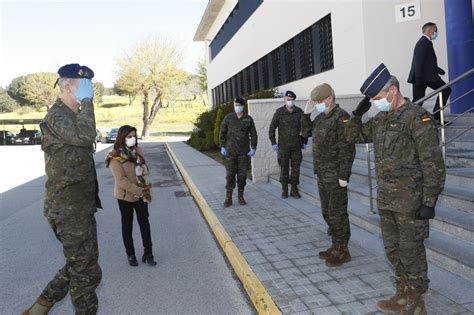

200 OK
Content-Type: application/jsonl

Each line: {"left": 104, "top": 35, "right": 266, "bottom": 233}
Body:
{"left": 421, "top": 117, "right": 432, "bottom": 123}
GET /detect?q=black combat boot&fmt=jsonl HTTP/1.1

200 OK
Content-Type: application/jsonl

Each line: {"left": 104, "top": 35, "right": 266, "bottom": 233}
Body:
{"left": 142, "top": 254, "right": 157, "bottom": 266}
{"left": 290, "top": 184, "right": 301, "bottom": 199}
{"left": 224, "top": 189, "right": 232, "bottom": 207}
{"left": 281, "top": 184, "right": 288, "bottom": 199}
{"left": 238, "top": 189, "right": 246, "bottom": 205}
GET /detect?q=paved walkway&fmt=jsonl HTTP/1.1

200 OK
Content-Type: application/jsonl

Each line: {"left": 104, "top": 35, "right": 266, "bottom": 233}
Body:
{"left": 0, "top": 142, "right": 253, "bottom": 314}
{"left": 168, "top": 142, "right": 474, "bottom": 315}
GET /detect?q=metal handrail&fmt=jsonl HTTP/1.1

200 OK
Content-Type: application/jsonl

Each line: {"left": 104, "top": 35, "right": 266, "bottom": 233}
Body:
{"left": 445, "top": 126, "right": 474, "bottom": 145}
{"left": 437, "top": 107, "right": 474, "bottom": 129}
{"left": 433, "top": 89, "right": 473, "bottom": 115}
{"left": 414, "top": 68, "right": 474, "bottom": 105}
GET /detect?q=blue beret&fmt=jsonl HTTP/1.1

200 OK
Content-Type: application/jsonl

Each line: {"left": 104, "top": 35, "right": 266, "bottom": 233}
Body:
{"left": 285, "top": 90, "right": 296, "bottom": 99}
{"left": 57, "top": 63, "right": 94, "bottom": 80}
{"left": 360, "top": 63, "right": 391, "bottom": 98}
{"left": 234, "top": 96, "right": 245, "bottom": 105}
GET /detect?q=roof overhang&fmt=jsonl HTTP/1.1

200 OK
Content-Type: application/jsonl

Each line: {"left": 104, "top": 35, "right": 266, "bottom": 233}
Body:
{"left": 193, "top": 0, "right": 227, "bottom": 42}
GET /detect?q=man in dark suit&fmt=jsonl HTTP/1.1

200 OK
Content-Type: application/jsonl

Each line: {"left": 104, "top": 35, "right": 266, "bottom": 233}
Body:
{"left": 408, "top": 22, "right": 451, "bottom": 123}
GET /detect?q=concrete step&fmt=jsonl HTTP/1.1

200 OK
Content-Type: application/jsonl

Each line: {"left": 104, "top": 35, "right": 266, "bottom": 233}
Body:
{"left": 444, "top": 113, "right": 474, "bottom": 126}
{"left": 445, "top": 150, "right": 474, "bottom": 168}
{"left": 286, "top": 169, "right": 474, "bottom": 244}
{"left": 300, "top": 158, "right": 474, "bottom": 213}
{"left": 447, "top": 139, "right": 474, "bottom": 151}
{"left": 269, "top": 174, "right": 474, "bottom": 281}
{"left": 443, "top": 126, "right": 474, "bottom": 142}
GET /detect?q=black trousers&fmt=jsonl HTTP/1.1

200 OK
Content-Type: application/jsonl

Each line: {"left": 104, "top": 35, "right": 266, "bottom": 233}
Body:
{"left": 412, "top": 78, "right": 451, "bottom": 121}
{"left": 118, "top": 199, "right": 153, "bottom": 256}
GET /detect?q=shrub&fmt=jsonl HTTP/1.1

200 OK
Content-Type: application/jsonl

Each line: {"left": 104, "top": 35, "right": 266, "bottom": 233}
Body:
{"left": 188, "top": 88, "right": 278, "bottom": 152}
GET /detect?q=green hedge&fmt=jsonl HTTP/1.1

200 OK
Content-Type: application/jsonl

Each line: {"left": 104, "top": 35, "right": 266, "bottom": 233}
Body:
{"left": 187, "top": 88, "right": 278, "bottom": 152}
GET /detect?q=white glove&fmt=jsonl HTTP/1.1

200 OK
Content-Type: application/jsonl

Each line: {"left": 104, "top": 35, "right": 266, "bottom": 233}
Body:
{"left": 338, "top": 179, "right": 348, "bottom": 187}
{"left": 304, "top": 100, "right": 316, "bottom": 114}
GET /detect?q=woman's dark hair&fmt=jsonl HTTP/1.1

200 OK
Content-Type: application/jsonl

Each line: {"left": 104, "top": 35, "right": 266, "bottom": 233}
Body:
{"left": 114, "top": 125, "right": 137, "bottom": 151}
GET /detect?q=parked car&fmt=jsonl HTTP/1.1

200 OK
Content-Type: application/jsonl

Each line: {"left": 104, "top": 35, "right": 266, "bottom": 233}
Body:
{"left": 0, "top": 130, "right": 15, "bottom": 145}
{"left": 96, "top": 129, "right": 103, "bottom": 143}
{"left": 13, "top": 129, "right": 41, "bottom": 145}
{"left": 105, "top": 128, "right": 119, "bottom": 143}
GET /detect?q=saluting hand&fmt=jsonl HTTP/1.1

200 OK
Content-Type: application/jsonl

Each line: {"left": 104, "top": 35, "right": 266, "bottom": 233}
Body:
{"left": 353, "top": 95, "right": 371, "bottom": 117}
{"left": 75, "top": 79, "right": 94, "bottom": 103}
{"left": 304, "top": 100, "right": 316, "bottom": 114}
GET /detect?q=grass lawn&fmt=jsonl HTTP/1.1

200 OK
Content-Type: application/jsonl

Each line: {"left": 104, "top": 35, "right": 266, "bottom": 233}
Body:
{"left": 0, "top": 95, "right": 207, "bottom": 138}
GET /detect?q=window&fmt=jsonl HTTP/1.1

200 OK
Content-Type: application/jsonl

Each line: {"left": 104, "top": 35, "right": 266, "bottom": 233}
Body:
{"left": 283, "top": 39, "right": 296, "bottom": 83}
{"left": 210, "top": 0, "right": 263, "bottom": 60}
{"left": 298, "top": 26, "right": 314, "bottom": 78}
{"left": 271, "top": 48, "right": 281, "bottom": 87}
{"left": 211, "top": 14, "right": 333, "bottom": 107}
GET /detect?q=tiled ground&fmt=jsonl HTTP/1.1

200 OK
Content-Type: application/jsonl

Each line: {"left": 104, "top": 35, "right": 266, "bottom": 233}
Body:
{"left": 169, "top": 142, "right": 473, "bottom": 315}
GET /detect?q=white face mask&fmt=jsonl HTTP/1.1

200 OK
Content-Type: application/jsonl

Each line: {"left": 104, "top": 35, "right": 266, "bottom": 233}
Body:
{"left": 125, "top": 137, "right": 136, "bottom": 147}
{"left": 286, "top": 100, "right": 295, "bottom": 108}
{"left": 234, "top": 105, "right": 244, "bottom": 113}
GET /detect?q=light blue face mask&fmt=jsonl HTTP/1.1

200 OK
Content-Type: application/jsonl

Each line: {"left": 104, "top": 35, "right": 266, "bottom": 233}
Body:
{"left": 431, "top": 31, "right": 438, "bottom": 40}
{"left": 373, "top": 91, "right": 393, "bottom": 112}
{"left": 234, "top": 105, "right": 244, "bottom": 113}
{"left": 286, "top": 100, "right": 295, "bottom": 108}
{"left": 316, "top": 102, "right": 327, "bottom": 113}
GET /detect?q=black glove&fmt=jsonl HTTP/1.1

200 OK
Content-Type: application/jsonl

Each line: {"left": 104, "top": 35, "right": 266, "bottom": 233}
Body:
{"left": 416, "top": 205, "right": 435, "bottom": 219}
{"left": 438, "top": 67, "right": 446, "bottom": 75}
{"left": 353, "top": 95, "right": 371, "bottom": 116}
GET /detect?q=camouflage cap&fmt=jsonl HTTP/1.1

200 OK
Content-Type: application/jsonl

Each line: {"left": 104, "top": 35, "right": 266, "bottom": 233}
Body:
{"left": 310, "top": 83, "right": 333, "bottom": 102}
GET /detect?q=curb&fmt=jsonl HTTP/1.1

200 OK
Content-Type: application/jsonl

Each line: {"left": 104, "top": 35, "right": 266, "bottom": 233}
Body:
{"left": 166, "top": 143, "right": 281, "bottom": 315}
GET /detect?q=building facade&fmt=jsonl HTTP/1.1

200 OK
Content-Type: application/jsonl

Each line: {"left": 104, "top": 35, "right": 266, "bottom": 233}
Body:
{"left": 194, "top": 0, "right": 451, "bottom": 109}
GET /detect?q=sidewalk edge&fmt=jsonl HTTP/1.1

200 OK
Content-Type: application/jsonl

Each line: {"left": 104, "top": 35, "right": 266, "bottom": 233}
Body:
{"left": 166, "top": 143, "right": 281, "bottom": 315}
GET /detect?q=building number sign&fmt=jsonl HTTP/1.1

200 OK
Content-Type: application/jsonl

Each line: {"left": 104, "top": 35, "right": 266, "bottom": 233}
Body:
{"left": 395, "top": 1, "right": 421, "bottom": 23}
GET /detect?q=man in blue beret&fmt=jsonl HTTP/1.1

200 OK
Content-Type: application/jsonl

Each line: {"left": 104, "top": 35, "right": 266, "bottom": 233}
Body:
{"left": 345, "top": 63, "right": 445, "bottom": 314}
{"left": 269, "top": 90, "right": 307, "bottom": 199}
{"left": 23, "top": 64, "right": 102, "bottom": 315}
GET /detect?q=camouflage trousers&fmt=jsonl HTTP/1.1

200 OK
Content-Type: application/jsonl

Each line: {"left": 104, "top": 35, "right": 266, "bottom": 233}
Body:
{"left": 379, "top": 209, "right": 429, "bottom": 292}
{"left": 41, "top": 187, "right": 102, "bottom": 314}
{"left": 278, "top": 149, "right": 302, "bottom": 185}
{"left": 317, "top": 179, "right": 350, "bottom": 241}
{"left": 225, "top": 155, "right": 249, "bottom": 190}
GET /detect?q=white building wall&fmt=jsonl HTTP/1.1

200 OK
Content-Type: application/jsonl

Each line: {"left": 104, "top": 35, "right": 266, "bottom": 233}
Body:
{"left": 204, "top": 0, "right": 447, "bottom": 107}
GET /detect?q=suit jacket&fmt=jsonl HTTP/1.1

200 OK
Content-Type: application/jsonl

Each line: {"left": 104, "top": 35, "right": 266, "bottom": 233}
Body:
{"left": 408, "top": 36, "right": 443, "bottom": 84}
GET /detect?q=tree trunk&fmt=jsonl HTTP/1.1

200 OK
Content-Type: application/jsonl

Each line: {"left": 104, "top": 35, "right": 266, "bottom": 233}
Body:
{"left": 141, "top": 91, "right": 150, "bottom": 138}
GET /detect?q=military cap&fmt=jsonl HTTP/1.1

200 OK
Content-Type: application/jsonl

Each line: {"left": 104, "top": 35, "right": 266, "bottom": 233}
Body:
{"left": 285, "top": 90, "right": 296, "bottom": 99}
{"left": 360, "top": 63, "right": 391, "bottom": 98}
{"left": 310, "top": 83, "right": 333, "bottom": 102}
{"left": 54, "top": 63, "right": 94, "bottom": 88}
{"left": 234, "top": 96, "right": 245, "bottom": 105}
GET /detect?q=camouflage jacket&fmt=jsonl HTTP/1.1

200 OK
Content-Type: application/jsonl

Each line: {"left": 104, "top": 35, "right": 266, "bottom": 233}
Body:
{"left": 41, "top": 99, "right": 97, "bottom": 192}
{"left": 269, "top": 105, "right": 307, "bottom": 150}
{"left": 344, "top": 99, "right": 445, "bottom": 213}
{"left": 219, "top": 112, "right": 258, "bottom": 156}
{"left": 301, "top": 105, "right": 356, "bottom": 182}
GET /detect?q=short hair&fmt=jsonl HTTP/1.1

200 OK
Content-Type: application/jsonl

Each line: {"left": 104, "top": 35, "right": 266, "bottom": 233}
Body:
{"left": 114, "top": 125, "right": 138, "bottom": 151}
{"left": 422, "top": 22, "right": 436, "bottom": 33}
{"left": 381, "top": 75, "right": 400, "bottom": 92}
{"left": 58, "top": 78, "right": 79, "bottom": 93}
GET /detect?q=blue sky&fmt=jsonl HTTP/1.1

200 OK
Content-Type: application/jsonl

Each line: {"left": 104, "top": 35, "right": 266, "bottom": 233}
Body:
{"left": 0, "top": 0, "right": 208, "bottom": 87}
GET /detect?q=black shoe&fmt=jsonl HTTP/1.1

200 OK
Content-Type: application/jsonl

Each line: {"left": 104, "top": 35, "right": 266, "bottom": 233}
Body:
{"left": 142, "top": 254, "right": 157, "bottom": 266}
{"left": 128, "top": 255, "right": 138, "bottom": 267}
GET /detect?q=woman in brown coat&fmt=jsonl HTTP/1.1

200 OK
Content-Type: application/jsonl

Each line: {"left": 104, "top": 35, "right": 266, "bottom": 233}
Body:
{"left": 106, "top": 125, "right": 156, "bottom": 267}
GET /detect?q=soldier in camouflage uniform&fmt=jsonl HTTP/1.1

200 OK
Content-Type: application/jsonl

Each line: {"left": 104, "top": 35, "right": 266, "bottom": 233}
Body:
{"left": 345, "top": 63, "right": 445, "bottom": 314}
{"left": 301, "top": 83, "right": 356, "bottom": 267}
{"left": 269, "top": 90, "right": 308, "bottom": 199}
{"left": 219, "top": 97, "right": 258, "bottom": 207}
{"left": 22, "top": 64, "right": 102, "bottom": 315}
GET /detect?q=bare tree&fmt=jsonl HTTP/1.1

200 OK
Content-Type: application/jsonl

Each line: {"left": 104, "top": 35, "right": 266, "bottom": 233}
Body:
{"left": 115, "top": 37, "right": 186, "bottom": 138}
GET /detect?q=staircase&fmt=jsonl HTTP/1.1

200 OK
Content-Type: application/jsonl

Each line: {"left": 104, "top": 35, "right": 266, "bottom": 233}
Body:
{"left": 269, "top": 113, "right": 474, "bottom": 281}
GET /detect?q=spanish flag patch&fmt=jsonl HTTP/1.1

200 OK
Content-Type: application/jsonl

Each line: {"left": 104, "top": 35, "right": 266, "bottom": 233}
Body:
{"left": 421, "top": 117, "right": 432, "bottom": 123}
{"left": 342, "top": 118, "right": 349, "bottom": 123}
